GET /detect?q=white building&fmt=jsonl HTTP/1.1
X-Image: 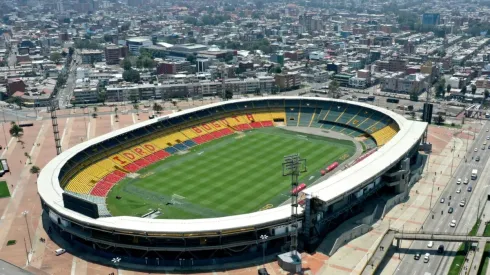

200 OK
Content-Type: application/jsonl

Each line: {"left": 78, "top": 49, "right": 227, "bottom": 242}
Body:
{"left": 126, "top": 37, "right": 152, "bottom": 55}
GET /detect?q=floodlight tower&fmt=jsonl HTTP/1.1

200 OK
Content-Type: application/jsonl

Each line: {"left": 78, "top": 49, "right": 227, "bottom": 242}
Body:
{"left": 49, "top": 99, "right": 62, "bottom": 155}
{"left": 282, "top": 154, "right": 306, "bottom": 253}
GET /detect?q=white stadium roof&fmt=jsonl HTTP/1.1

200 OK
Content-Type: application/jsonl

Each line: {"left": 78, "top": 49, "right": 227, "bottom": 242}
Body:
{"left": 38, "top": 96, "right": 427, "bottom": 233}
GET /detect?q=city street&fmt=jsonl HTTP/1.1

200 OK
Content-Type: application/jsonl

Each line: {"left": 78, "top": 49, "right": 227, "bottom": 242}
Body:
{"left": 392, "top": 120, "right": 489, "bottom": 275}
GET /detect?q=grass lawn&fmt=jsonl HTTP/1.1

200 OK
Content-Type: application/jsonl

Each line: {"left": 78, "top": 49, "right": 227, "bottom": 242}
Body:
{"left": 107, "top": 127, "right": 355, "bottom": 219}
{"left": 448, "top": 219, "right": 481, "bottom": 275}
{"left": 478, "top": 243, "right": 490, "bottom": 275}
{"left": 0, "top": 181, "right": 10, "bottom": 198}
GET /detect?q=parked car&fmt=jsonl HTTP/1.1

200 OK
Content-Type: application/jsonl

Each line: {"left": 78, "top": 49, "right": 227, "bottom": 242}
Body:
{"left": 414, "top": 253, "right": 421, "bottom": 260}
{"left": 448, "top": 207, "right": 454, "bottom": 213}
{"left": 424, "top": 253, "right": 430, "bottom": 263}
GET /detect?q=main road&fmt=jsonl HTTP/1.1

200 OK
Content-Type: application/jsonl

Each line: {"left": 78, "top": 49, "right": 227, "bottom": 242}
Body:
{"left": 391, "top": 120, "right": 490, "bottom": 275}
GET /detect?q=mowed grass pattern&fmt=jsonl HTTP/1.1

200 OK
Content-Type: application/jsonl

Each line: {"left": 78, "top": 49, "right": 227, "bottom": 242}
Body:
{"left": 107, "top": 128, "right": 355, "bottom": 219}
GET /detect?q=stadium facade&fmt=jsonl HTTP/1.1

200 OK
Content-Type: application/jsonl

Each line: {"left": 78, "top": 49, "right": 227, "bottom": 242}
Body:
{"left": 38, "top": 96, "right": 427, "bottom": 267}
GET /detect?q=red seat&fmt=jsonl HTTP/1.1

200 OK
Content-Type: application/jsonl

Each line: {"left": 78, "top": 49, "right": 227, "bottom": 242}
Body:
{"left": 261, "top": 121, "right": 274, "bottom": 127}
{"left": 250, "top": 122, "right": 263, "bottom": 128}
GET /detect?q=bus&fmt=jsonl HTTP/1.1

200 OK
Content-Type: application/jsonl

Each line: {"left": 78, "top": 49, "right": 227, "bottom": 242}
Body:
{"left": 471, "top": 169, "right": 478, "bottom": 180}
{"left": 367, "top": 95, "right": 375, "bottom": 101}
{"left": 387, "top": 98, "right": 399, "bottom": 104}
{"left": 358, "top": 97, "right": 369, "bottom": 102}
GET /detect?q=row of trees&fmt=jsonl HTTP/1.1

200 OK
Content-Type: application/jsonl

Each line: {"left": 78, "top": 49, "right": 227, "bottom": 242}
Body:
{"left": 9, "top": 122, "right": 40, "bottom": 176}
{"left": 436, "top": 78, "right": 490, "bottom": 99}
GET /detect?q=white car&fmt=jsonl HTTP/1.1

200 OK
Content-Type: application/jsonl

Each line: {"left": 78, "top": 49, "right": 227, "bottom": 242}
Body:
{"left": 475, "top": 148, "right": 478, "bottom": 152}
{"left": 457, "top": 178, "right": 462, "bottom": 184}
{"left": 450, "top": 219, "right": 457, "bottom": 227}
{"left": 460, "top": 200, "right": 466, "bottom": 207}
{"left": 487, "top": 129, "right": 489, "bottom": 132}
{"left": 487, "top": 136, "right": 490, "bottom": 140}
{"left": 456, "top": 188, "right": 461, "bottom": 194}
{"left": 427, "top": 241, "right": 434, "bottom": 248}
{"left": 463, "top": 178, "right": 469, "bottom": 184}
{"left": 440, "top": 198, "right": 445, "bottom": 203}
{"left": 424, "top": 253, "right": 430, "bottom": 263}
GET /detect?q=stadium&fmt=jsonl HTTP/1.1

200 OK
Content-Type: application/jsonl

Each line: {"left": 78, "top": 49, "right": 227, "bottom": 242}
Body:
{"left": 37, "top": 96, "right": 427, "bottom": 268}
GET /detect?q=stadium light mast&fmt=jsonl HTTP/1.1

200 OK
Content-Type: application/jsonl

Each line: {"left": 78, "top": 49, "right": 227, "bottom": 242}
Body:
{"left": 282, "top": 154, "right": 306, "bottom": 255}
{"left": 49, "top": 99, "right": 62, "bottom": 155}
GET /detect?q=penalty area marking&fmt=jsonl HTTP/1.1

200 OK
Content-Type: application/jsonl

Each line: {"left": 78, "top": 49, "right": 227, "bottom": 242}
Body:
{"left": 197, "top": 151, "right": 204, "bottom": 156}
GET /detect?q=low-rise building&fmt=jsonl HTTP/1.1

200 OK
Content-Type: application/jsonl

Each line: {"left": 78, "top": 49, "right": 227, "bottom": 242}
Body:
{"left": 81, "top": 50, "right": 103, "bottom": 64}
{"left": 275, "top": 72, "right": 301, "bottom": 90}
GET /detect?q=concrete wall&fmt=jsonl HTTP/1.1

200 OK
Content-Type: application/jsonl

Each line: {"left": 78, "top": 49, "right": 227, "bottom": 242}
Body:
{"left": 329, "top": 224, "right": 372, "bottom": 255}
{"left": 382, "top": 190, "right": 408, "bottom": 219}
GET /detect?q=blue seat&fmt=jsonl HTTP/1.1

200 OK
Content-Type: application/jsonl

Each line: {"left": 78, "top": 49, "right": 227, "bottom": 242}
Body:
{"left": 174, "top": 144, "right": 188, "bottom": 151}
{"left": 183, "top": 140, "right": 197, "bottom": 147}
{"left": 164, "top": 147, "right": 179, "bottom": 154}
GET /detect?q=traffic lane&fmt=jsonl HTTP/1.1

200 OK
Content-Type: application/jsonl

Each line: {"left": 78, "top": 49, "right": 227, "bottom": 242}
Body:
{"left": 395, "top": 121, "right": 488, "bottom": 274}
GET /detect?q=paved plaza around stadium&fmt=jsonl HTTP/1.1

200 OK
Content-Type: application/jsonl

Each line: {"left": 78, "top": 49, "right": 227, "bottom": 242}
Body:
{"left": 0, "top": 98, "right": 476, "bottom": 275}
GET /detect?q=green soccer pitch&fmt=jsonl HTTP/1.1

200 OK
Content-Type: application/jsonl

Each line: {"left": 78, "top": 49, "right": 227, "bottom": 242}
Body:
{"left": 106, "top": 127, "right": 356, "bottom": 219}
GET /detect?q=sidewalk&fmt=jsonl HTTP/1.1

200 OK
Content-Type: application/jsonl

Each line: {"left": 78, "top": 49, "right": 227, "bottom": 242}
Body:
{"left": 460, "top": 189, "right": 490, "bottom": 274}
{"left": 361, "top": 230, "right": 395, "bottom": 275}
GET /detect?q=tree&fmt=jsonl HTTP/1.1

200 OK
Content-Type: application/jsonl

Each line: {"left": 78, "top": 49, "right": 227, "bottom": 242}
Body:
{"left": 24, "top": 152, "right": 31, "bottom": 164}
{"left": 6, "top": 97, "right": 22, "bottom": 109}
{"left": 409, "top": 90, "right": 419, "bottom": 101}
{"left": 471, "top": 84, "right": 477, "bottom": 95}
{"left": 446, "top": 84, "right": 451, "bottom": 97}
{"left": 68, "top": 47, "right": 75, "bottom": 56}
{"left": 29, "top": 164, "right": 40, "bottom": 173}
{"left": 123, "top": 69, "right": 140, "bottom": 83}
{"left": 30, "top": 165, "right": 40, "bottom": 176}
{"left": 224, "top": 89, "right": 233, "bottom": 100}
{"left": 129, "top": 91, "right": 139, "bottom": 103}
{"left": 114, "top": 107, "right": 119, "bottom": 121}
{"left": 92, "top": 106, "right": 98, "bottom": 118}
{"left": 50, "top": 52, "right": 62, "bottom": 64}
{"left": 97, "top": 89, "right": 106, "bottom": 105}
{"left": 186, "top": 54, "right": 197, "bottom": 64}
{"left": 461, "top": 85, "right": 467, "bottom": 95}
{"left": 436, "top": 78, "right": 446, "bottom": 98}
{"left": 152, "top": 103, "right": 163, "bottom": 113}
{"left": 254, "top": 88, "right": 261, "bottom": 96}
{"left": 9, "top": 122, "right": 23, "bottom": 141}
{"left": 329, "top": 79, "right": 340, "bottom": 98}
{"left": 485, "top": 89, "right": 489, "bottom": 99}
{"left": 274, "top": 67, "right": 282, "bottom": 74}
{"left": 434, "top": 114, "right": 445, "bottom": 125}
{"left": 122, "top": 58, "right": 132, "bottom": 71}
{"left": 133, "top": 104, "right": 139, "bottom": 117}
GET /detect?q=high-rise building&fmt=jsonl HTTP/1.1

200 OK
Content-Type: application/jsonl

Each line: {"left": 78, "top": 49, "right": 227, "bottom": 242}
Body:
{"left": 422, "top": 13, "right": 440, "bottom": 25}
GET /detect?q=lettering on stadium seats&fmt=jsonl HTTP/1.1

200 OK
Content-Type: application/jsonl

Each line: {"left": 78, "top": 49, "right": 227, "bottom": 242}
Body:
{"left": 123, "top": 152, "right": 136, "bottom": 160}
{"left": 211, "top": 121, "right": 221, "bottom": 128}
{"left": 113, "top": 156, "right": 127, "bottom": 165}
{"left": 232, "top": 115, "right": 240, "bottom": 122}
{"left": 133, "top": 147, "right": 146, "bottom": 156}
{"left": 246, "top": 114, "right": 255, "bottom": 121}
{"left": 143, "top": 144, "right": 155, "bottom": 152}
{"left": 192, "top": 126, "right": 202, "bottom": 133}
{"left": 202, "top": 124, "right": 212, "bottom": 131}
